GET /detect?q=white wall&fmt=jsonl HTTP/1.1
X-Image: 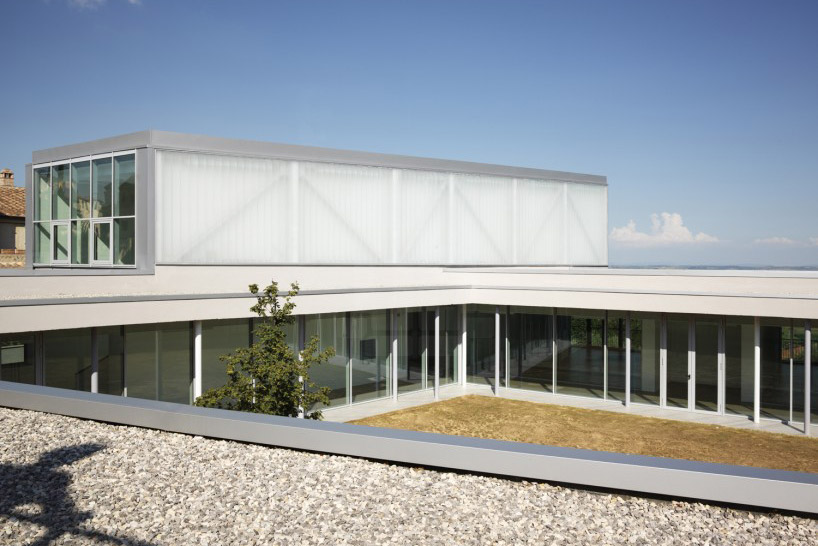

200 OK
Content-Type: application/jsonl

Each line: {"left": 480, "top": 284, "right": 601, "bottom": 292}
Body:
{"left": 154, "top": 150, "right": 608, "bottom": 266}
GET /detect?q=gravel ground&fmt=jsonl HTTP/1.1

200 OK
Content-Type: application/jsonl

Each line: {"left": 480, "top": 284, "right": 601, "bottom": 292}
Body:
{"left": 0, "top": 407, "right": 815, "bottom": 546}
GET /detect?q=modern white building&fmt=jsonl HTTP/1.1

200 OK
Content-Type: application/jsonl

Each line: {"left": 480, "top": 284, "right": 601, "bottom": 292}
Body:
{"left": 0, "top": 131, "right": 814, "bottom": 434}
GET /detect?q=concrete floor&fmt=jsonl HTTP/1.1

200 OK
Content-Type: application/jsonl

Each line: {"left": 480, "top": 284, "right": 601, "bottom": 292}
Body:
{"left": 323, "top": 382, "right": 818, "bottom": 437}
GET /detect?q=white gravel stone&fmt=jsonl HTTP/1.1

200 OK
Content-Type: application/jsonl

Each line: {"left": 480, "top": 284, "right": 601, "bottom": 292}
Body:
{"left": 0, "top": 407, "right": 815, "bottom": 545}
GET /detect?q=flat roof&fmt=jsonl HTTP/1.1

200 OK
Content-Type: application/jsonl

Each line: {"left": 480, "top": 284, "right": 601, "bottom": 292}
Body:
{"left": 32, "top": 130, "right": 607, "bottom": 186}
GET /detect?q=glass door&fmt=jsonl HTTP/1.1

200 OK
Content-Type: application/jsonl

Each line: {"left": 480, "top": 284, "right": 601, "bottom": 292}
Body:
{"left": 91, "top": 219, "right": 113, "bottom": 266}
{"left": 666, "top": 316, "right": 690, "bottom": 409}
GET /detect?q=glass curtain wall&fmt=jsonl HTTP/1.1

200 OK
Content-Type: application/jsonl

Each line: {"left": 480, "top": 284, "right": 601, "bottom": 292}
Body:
{"left": 125, "top": 322, "right": 192, "bottom": 404}
{"left": 467, "top": 305, "right": 496, "bottom": 386}
{"left": 666, "top": 315, "right": 690, "bottom": 409}
{"left": 694, "top": 317, "right": 719, "bottom": 412}
{"left": 760, "top": 318, "right": 805, "bottom": 423}
{"left": 441, "top": 306, "right": 459, "bottom": 385}
{"left": 812, "top": 330, "right": 817, "bottom": 424}
{"left": 555, "top": 309, "right": 605, "bottom": 398}
{"left": 350, "top": 310, "right": 391, "bottom": 402}
{"left": 397, "top": 308, "right": 433, "bottom": 394}
{"left": 507, "top": 307, "right": 553, "bottom": 392}
{"left": 724, "top": 316, "right": 755, "bottom": 417}
{"left": 43, "top": 329, "right": 92, "bottom": 392}
{"left": 97, "top": 326, "right": 124, "bottom": 395}
{"left": 305, "top": 313, "right": 348, "bottom": 406}
{"left": 630, "top": 313, "right": 660, "bottom": 405}
{"left": 606, "top": 311, "right": 627, "bottom": 402}
{"left": 202, "top": 319, "right": 251, "bottom": 393}
{"left": 0, "top": 333, "right": 36, "bottom": 384}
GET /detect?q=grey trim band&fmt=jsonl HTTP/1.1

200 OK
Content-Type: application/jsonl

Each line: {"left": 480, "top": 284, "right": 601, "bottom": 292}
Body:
{"left": 0, "top": 381, "right": 815, "bottom": 514}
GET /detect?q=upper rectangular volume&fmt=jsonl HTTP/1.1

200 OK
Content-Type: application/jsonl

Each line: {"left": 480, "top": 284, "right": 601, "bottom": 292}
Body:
{"left": 32, "top": 130, "right": 607, "bottom": 186}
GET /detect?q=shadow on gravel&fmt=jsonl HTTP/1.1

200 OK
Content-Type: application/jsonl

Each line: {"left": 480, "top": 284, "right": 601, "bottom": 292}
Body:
{"left": 0, "top": 443, "right": 156, "bottom": 546}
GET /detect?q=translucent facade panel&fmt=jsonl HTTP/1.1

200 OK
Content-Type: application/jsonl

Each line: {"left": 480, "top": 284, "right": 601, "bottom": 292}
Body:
{"left": 452, "top": 174, "right": 512, "bottom": 264}
{"left": 92, "top": 157, "right": 113, "bottom": 218}
{"left": 305, "top": 313, "right": 348, "bottom": 406}
{"left": 155, "top": 150, "right": 607, "bottom": 266}
{"left": 467, "top": 305, "right": 496, "bottom": 385}
{"left": 694, "top": 318, "right": 719, "bottom": 412}
{"left": 299, "top": 162, "right": 392, "bottom": 264}
{"left": 441, "top": 306, "right": 459, "bottom": 386}
{"left": 52, "top": 164, "right": 70, "bottom": 220}
{"left": 566, "top": 183, "right": 608, "bottom": 265}
{"left": 507, "top": 306, "right": 553, "bottom": 392}
{"left": 71, "top": 161, "right": 91, "bottom": 219}
{"left": 0, "top": 332, "right": 36, "bottom": 385}
{"left": 34, "top": 167, "right": 50, "bottom": 221}
{"left": 97, "top": 326, "right": 124, "bottom": 396}
{"left": 349, "top": 310, "right": 390, "bottom": 403}
{"left": 114, "top": 154, "right": 135, "bottom": 217}
{"left": 555, "top": 309, "right": 605, "bottom": 398}
{"left": 606, "top": 311, "right": 627, "bottom": 402}
{"left": 201, "top": 319, "right": 250, "bottom": 393}
{"left": 125, "top": 322, "right": 192, "bottom": 404}
{"left": 156, "top": 151, "right": 290, "bottom": 263}
{"left": 43, "top": 328, "right": 92, "bottom": 392}
{"left": 515, "top": 179, "right": 564, "bottom": 265}
{"left": 725, "top": 316, "right": 754, "bottom": 417}
{"left": 631, "top": 313, "right": 660, "bottom": 405}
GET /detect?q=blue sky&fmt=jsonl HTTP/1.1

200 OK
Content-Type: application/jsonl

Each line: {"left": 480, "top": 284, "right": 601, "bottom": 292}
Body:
{"left": 2, "top": 0, "right": 817, "bottom": 266}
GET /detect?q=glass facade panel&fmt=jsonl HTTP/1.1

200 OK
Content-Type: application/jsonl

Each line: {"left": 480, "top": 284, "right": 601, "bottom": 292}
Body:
{"left": 70, "top": 161, "right": 91, "bottom": 219}
{"left": 666, "top": 316, "right": 689, "bottom": 409}
{"left": 125, "top": 322, "right": 191, "bottom": 404}
{"left": 114, "top": 154, "right": 136, "bottom": 216}
{"left": 34, "top": 166, "right": 50, "bottom": 221}
{"left": 467, "top": 305, "right": 495, "bottom": 385}
{"left": 555, "top": 309, "right": 605, "bottom": 398}
{"left": 305, "top": 313, "right": 347, "bottom": 406}
{"left": 724, "top": 316, "right": 755, "bottom": 417}
{"left": 97, "top": 326, "right": 124, "bottom": 395}
{"left": 606, "top": 311, "right": 627, "bottom": 402}
{"left": 34, "top": 222, "right": 50, "bottom": 264}
{"left": 201, "top": 319, "right": 250, "bottom": 393}
{"left": 812, "top": 332, "right": 817, "bottom": 423}
{"left": 114, "top": 218, "right": 135, "bottom": 265}
{"left": 52, "top": 164, "right": 70, "bottom": 220}
{"left": 71, "top": 220, "right": 89, "bottom": 265}
{"left": 631, "top": 313, "right": 660, "bottom": 405}
{"left": 52, "top": 223, "right": 69, "bottom": 262}
{"left": 507, "top": 307, "right": 553, "bottom": 392}
{"left": 94, "top": 222, "right": 111, "bottom": 262}
{"left": 397, "top": 308, "right": 431, "bottom": 394}
{"left": 43, "top": 328, "right": 92, "bottom": 392}
{"left": 441, "top": 306, "right": 459, "bottom": 385}
{"left": 760, "top": 319, "right": 805, "bottom": 423}
{"left": 92, "top": 157, "right": 113, "bottom": 218}
{"left": 694, "top": 317, "right": 719, "bottom": 412}
{"left": 350, "top": 310, "right": 390, "bottom": 403}
{"left": 0, "top": 333, "right": 36, "bottom": 384}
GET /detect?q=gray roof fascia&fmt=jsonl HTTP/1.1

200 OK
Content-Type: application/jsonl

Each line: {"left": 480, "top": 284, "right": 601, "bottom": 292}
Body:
{"left": 33, "top": 130, "right": 607, "bottom": 186}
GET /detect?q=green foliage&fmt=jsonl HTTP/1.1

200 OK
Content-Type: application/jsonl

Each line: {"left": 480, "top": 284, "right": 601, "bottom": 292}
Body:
{"left": 194, "top": 281, "right": 335, "bottom": 419}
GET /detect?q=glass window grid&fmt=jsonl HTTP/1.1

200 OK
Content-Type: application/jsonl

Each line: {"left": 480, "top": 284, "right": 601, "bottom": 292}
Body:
{"left": 32, "top": 151, "right": 136, "bottom": 268}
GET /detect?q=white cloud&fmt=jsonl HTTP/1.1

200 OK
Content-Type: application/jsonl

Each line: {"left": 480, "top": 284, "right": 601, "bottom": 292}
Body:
{"left": 753, "top": 237, "right": 798, "bottom": 246}
{"left": 610, "top": 212, "right": 718, "bottom": 247}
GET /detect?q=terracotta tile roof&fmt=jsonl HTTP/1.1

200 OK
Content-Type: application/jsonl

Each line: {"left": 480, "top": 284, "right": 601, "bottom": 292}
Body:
{"left": 0, "top": 186, "right": 25, "bottom": 218}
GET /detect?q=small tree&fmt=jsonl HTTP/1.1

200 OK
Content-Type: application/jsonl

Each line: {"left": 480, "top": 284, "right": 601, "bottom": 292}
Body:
{"left": 194, "top": 281, "right": 334, "bottom": 419}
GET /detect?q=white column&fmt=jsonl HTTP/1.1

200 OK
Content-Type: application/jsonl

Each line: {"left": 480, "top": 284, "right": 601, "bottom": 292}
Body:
{"left": 460, "top": 304, "right": 467, "bottom": 387}
{"left": 193, "top": 321, "right": 202, "bottom": 401}
{"left": 434, "top": 307, "right": 440, "bottom": 401}
{"left": 805, "top": 321, "right": 811, "bottom": 436}
{"left": 754, "top": 317, "right": 761, "bottom": 424}
{"left": 494, "top": 306, "right": 500, "bottom": 395}
{"left": 90, "top": 328, "right": 99, "bottom": 394}
{"left": 392, "top": 309, "right": 399, "bottom": 402}
{"left": 625, "top": 313, "right": 631, "bottom": 407}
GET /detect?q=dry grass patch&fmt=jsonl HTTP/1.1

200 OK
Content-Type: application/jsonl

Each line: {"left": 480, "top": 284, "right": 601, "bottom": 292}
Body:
{"left": 350, "top": 395, "right": 818, "bottom": 474}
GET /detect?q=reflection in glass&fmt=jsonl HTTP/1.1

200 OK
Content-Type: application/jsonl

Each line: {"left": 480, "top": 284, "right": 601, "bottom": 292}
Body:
{"left": 606, "top": 312, "right": 627, "bottom": 402}
{"left": 725, "top": 316, "right": 754, "bottom": 417}
{"left": 397, "top": 308, "right": 432, "bottom": 393}
{"left": 0, "top": 333, "right": 36, "bottom": 384}
{"left": 467, "top": 305, "right": 495, "bottom": 385}
{"left": 71, "top": 220, "right": 89, "bottom": 265}
{"left": 441, "top": 306, "right": 459, "bottom": 385}
{"left": 666, "top": 316, "right": 689, "bottom": 409}
{"left": 52, "top": 164, "right": 70, "bottom": 220}
{"left": 631, "top": 313, "right": 660, "bottom": 405}
{"left": 34, "top": 222, "right": 50, "bottom": 264}
{"left": 202, "top": 319, "right": 250, "bottom": 393}
{"left": 125, "top": 322, "right": 192, "bottom": 404}
{"left": 507, "top": 307, "right": 553, "bottom": 392}
{"left": 92, "top": 157, "right": 113, "bottom": 217}
{"left": 52, "top": 223, "right": 69, "bottom": 262}
{"left": 694, "top": 318, "right": 719, "bottom": 412}
{"left": 305, "top": 313, "right": 347, "bottom": 406}
{"left": 114, "top": 218, "right": 135, "bottom": 265}
{"left": 555, "top": 309, "right": 605, "bottom": 398}
{"left": 760, "top": 319, "right": 805, "bottom": 422}
{"left": 70, "top": 161, "right": 90, "bottom": 219}
{"left": 43, "top": 329, "right": 93, "bottom": 392}
{"left": 34, "top": 167, "right": 50, "bottom": 221}
{"left": 114, "top": 154, "right": 135, "bottom": 216}
{"left": 97, "top": 326, "right": 124, "bottom": 395}
{"left": 350, "top": 310, "right": 391, "bottom": 402}
{"left": 94, "top": 222, "right": 111, "bottom": 262}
